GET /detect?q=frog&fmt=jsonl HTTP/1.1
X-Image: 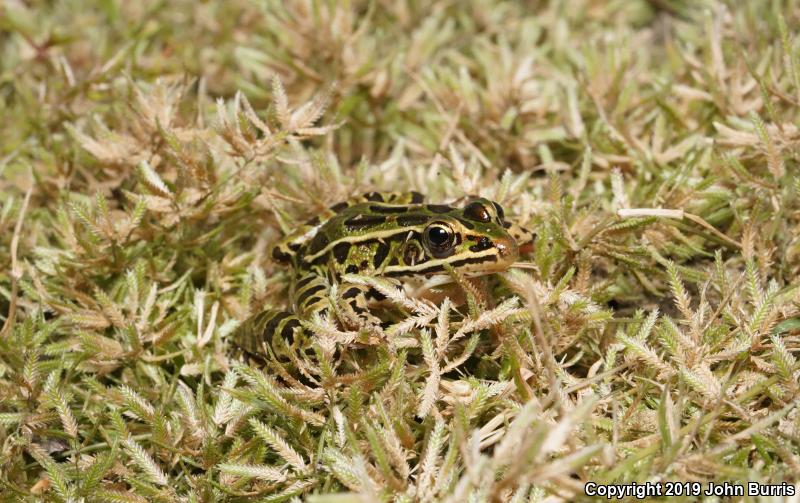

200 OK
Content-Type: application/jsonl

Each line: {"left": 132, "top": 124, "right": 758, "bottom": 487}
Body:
{"left": 232, "top": 191, "right": 534, "bottom": 361}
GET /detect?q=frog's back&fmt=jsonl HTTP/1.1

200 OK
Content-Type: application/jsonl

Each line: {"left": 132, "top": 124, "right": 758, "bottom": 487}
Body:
{"left": 271, "top": 191, "right": 424, "bottom": 264}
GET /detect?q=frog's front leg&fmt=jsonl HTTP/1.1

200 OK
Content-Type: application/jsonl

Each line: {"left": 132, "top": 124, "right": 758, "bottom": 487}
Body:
{"left": 336, "top": 283, "right": 387, "bottom": 328}
{"left": 295, "top": 268, "right": 389, "bottom": 328}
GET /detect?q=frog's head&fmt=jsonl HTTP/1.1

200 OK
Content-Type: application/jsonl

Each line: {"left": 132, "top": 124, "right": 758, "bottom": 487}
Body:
{"left": 299, "top": 198, "right": 521, "bottom": 278}
{"left": 413, "top": 198, "right": 519, "bottom": 276}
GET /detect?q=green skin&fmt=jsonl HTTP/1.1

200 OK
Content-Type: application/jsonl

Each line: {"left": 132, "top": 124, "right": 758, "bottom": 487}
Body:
{"left": 233, "top": 191, "right": 533, "bottom": 360}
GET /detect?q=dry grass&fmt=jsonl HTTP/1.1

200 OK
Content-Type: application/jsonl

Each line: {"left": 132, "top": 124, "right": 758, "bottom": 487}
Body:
{"left": 1, "top": 0, "right": 800, "bottom": 501}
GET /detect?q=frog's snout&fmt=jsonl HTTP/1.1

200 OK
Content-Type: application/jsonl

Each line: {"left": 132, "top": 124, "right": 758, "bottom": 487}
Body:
{"left": 495, "top": 236, "right": 519, "bottom": 263}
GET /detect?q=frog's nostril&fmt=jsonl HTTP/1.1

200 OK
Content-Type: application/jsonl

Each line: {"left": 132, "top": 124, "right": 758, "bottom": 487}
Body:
{"left": 496, "top": 238, "right": 518, "bottom": 260}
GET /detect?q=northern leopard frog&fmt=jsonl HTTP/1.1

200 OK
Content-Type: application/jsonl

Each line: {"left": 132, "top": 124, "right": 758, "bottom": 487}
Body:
{"left": 233, "top": 192, "right": 534, "bottom": 359}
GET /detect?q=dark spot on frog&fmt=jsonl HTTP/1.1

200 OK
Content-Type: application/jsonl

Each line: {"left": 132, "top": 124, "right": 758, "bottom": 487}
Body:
{"left": 280, "top": 319, "right": 302, "bottom": 340}
{"left": 333, "top": 242, "right": 350, "bottom": 263}
{"left": 295, "top": 275, "right": 316, "bottom": 289}
{"left": 373, "top": 243, "right": 390, "bottom": 268}
{"left": 329, "top": 201, "right": 349, "bottom": 212}
{"left": 427, "top": 204, "right": 452, "bottom": 213}
{"left": 272, "top": 247, "right": 292, "bottom": 262}
{"left": 297, "top": 284, "right": 326, "bottom": 306}
{"left": 264, "top": 312, "right": 292, "bottom": 339}
{"left": 469, "top": 237, "right": 493, "bottom": 252}
{"left": 342, "top": 286, "right": 361, "bottom": 299}
{"left": 345, "top": 215, "right": 387, "bottom": 229}
{"left": 309, "top": 233, "right": 330, "bottom": 254}
{"left": 369, "top": 205, "right": 408, "bottom": 214}
{"left": 367, "top": 287, "right": 387, "bottom": 301}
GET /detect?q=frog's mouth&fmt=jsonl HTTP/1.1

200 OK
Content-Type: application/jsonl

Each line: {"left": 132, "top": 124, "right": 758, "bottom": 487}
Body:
{"left": 457, "top": 235, "right": 519, "bottom": 277}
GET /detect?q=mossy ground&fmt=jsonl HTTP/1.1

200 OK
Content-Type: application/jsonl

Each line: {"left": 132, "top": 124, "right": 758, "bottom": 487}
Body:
{"left": 1, "top": 1, "right": 800, "bottom": 501}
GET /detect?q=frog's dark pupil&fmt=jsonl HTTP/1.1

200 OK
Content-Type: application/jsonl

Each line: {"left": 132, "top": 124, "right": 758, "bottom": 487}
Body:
{"left": 427, "top": 226, "right": 450, "bottom": 247}
{"left": 464, "top": 201, "right": 491, "bottom": 222}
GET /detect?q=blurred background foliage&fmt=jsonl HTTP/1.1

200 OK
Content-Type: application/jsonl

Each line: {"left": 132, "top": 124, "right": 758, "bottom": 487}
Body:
{"left": 1, "top": 0, "right": 800, "bottom": 501}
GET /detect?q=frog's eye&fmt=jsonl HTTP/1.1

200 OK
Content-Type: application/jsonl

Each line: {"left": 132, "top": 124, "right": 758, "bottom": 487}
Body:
{"left": 464, "top": 201, "right": 492, "bottom": 223}
{"left": 491, "top": 201, "right": 505, "bottom": 221}
{"left": 423, "top": 222, "right": 455, "bottom": 257}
